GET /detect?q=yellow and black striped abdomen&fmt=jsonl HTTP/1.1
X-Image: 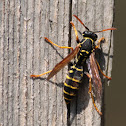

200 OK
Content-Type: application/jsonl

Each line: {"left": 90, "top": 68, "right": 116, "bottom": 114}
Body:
{"left": 64, "top": 65, "right": 83, "bottom": 104}
{"left": 64, "top": 38, "right": 95, "bottom": 104}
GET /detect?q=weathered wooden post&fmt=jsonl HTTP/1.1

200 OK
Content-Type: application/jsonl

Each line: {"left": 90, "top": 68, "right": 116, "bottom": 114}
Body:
{"left": 0, "top": 0, "right": 115, "bottom": 125}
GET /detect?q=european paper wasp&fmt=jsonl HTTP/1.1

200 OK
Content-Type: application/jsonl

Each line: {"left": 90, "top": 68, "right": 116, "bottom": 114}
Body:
{"left": 31, "top": 15, "right": 116, "bottom": 115}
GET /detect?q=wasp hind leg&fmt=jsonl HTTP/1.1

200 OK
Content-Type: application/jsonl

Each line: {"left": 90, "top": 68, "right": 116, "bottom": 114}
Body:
{"left": 84, "top": 72, "right": 102, "bottom": 115}
{"left": 30, "top": 70, "right": 52, "bottom": 78}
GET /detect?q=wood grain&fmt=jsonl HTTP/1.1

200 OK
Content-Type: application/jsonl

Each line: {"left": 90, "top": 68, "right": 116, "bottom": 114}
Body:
{"left": 0, "top": 0, "right": 115, "bottom": 125}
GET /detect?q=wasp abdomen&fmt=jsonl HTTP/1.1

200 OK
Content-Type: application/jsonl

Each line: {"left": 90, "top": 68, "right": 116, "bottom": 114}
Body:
{"left": 64, "top": 65, "right": 83, "bottom": 104}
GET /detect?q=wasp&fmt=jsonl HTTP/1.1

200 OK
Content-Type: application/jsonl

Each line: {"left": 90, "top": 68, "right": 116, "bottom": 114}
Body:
{"left": 31, "top": 15, "right": 116, "bottom": 115}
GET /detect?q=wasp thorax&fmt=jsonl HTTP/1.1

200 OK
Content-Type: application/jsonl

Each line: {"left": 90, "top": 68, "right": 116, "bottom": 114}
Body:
{"left": 82, "top": 31, "right": 98, "bottom": 41}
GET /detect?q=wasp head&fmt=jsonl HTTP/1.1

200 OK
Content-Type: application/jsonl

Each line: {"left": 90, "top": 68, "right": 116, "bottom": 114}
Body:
{"left": 82, "top": 31, "right": 98, "bottom": 41}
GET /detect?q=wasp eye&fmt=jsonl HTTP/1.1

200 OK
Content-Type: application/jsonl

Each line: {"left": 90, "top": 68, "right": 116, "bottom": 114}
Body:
{"left": 93, "top": 34, "right": 98, "bottom": 41}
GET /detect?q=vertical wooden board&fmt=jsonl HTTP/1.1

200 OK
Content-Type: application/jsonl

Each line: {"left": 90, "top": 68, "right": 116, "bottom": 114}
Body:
{"left": 45, "top": 0, "right": 68, "bottom": 125}
{"left": 0, "top": 1, "right": 4, "bottom": 125}
{"left": 102, "top": 0, "right": 114, "bottom": 77}
{"left": 28, "top": 0, "right": 40, "bottom": 125}
{"left": 56, "top": 0, "right": 65, "bottom": 125}
{"left": 8, "top": 0, "right": 15, "bottom": 125}
{"left": 3, "top": 0, "right": 10, "bottom": 125}
{"left": 39, "top": 1, "right": 50, "bottom": 125}
{"left": 18, "top": 0, "right": 27, "bottom": 125}
{"left": 47, "top": 1, "right": 57, "bottom": 125}
{"left": 0, "top": 0, "right": 115, "bottom": 126}
{"left": 71, "top": 0, "right": 115, "bottom": 126}
{"left": 26, "top": 0, "right": 34, "bottom": 126}
{"left": 30, "top": 0, "right": 70, "bottom": 126}
{"left": 13, "top": 0, "right": 21, "bottom": 125}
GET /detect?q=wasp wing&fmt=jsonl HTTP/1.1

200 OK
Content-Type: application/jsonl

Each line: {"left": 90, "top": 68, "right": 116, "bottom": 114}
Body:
{"left": 47, "top": 45, "right": 80, "bottom": 80}
{"left": 87, "top": 52, "right": 102, "bottom": 102}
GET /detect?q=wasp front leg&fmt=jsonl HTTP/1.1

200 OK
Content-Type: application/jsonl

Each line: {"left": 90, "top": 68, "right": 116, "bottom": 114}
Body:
{"left": 95, "top": 37, "right": 105, "bottom": 49}
{"left": 44, "top": 37, "right": 74, "bottom": 52}
{"left": 30, "top": 37, "right": 74, "bottom": 78}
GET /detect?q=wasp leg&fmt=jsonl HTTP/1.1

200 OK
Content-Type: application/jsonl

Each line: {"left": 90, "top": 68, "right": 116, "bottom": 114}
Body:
{"left": 31, "top": 37, "right": 74, "bottom": 78}
{"left": 44, "top": 37, "right": 73, "bottom": 52}
{"left": 84, "top": 72, "right": 102, "bottom": 115}
{"left": 95, "top": 60, "right": 112, "bottom": 80}
{"left": 95, "top": 37, "right": 105, "bottom": 49}
{"left": 70, "top": 21, "right": 80, "bottom": 43}
{"left": 30, "top": 70, "right": 52, "bottom": 78}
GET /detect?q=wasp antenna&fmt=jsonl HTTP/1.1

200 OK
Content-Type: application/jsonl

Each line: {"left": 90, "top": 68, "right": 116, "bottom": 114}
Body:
{"left": 73, "top": 15, "right": 90, "bottom": 31}
{"left": 94, "top": 27, "right": 117, "bottom": 33}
